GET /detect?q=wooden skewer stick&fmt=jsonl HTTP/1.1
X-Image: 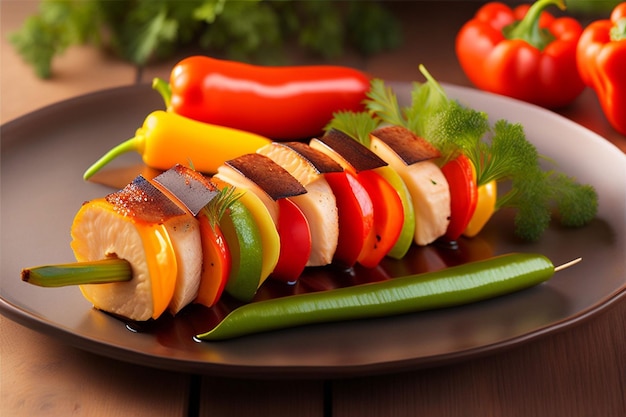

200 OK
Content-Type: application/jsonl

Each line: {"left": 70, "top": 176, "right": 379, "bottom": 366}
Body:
{"left": 22, "top": 256, "right": 583, "bottom": 288}
{"left": 554, "top": 257, "right": 582, "bottom": 272}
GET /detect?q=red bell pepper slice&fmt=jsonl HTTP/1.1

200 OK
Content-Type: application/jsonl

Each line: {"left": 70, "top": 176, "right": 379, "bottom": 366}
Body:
{"left": 271, "top": 198, "right": 312, "bottom": 284}
{"left": 195, "top": 213, "right": 231, "bottom": 308}
{"left": 576, "top": 2, "right": 626, "bottom": 135}
{"left": 324, "top": 171, "right": 374, "bottom": 268}
{"left": 441, "top": 154, "right": 478, "bottom": 242}
{"left": 456, "top": 0, "right": 585, "bottom": 108}
{"left": 355, "top": 170, "right": 404, "bottom": 268}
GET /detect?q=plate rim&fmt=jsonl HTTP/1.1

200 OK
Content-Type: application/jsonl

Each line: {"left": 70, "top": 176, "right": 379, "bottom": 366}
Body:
{"left": 2, "top": 288, "right": 625, "bottom": 378}
{"left": 2, "top": 82, "right": 625, "bottom": 378}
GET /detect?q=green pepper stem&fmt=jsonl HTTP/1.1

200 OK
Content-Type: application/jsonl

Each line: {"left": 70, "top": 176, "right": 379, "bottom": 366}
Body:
{"left": 152, "top": 77, "right": 172, "bottom": 108}
{"left": 22, "top": 259, "right": 132, "bottom": 287}
{"left": 83, "top": 135, "right": 143, "bottom": 180}
{"left": 611, "top": 17, "right": 626, "bottom": 42}
{"left": 503, "top": 0, "right": 565, "bottom": 51}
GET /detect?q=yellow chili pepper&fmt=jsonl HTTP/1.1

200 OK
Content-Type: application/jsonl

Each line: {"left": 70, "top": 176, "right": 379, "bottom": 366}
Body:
{"left": 83, "top": 110, "right": 271, "bottom": 180}
{"left": 463, "top": 180, "right": 497, "bottom": 238}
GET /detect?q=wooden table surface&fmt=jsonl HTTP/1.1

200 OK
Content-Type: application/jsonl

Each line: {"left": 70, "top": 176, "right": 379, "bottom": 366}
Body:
{"left": 2, "top": 1, "right": 625, "bottom": 416}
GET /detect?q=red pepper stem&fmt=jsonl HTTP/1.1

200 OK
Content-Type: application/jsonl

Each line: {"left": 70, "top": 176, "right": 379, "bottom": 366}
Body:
{"left": 611, "top": 18, "right": 626, "bottom": 41}
{"left": 504, "top": 0, "right": 565, "bottom": 51}
{"left": 152, "top": 77, "right": 172, "bottom": 108}
{"left": 83, "top": 134, "right": 145, "bottom": 180}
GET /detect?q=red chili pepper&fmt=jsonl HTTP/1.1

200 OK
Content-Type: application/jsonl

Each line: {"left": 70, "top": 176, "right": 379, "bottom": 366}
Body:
{"left": 456, "top": 0, "right": 585, "bottom": 108}
{"left": 161, "top": 56, "right": 371, "bottom": 141}
{"left": 576, "top": 2, "right": 626, "bottom": 135}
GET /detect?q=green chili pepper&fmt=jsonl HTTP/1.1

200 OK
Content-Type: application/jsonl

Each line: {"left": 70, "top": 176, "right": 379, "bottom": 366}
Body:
{"left": 197, "top": 253, "right": 576, "bottom": 341}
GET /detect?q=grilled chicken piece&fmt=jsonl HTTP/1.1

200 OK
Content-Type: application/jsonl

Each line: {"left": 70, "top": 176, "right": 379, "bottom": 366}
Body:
{"left": 370, "top": 126, "right": 450, "bottom": 245}
{"left": 71, "top": 175, "right": 202, "bottom": 319}
{"left": 257, "top": 142, "right": 342, "bottom": 266}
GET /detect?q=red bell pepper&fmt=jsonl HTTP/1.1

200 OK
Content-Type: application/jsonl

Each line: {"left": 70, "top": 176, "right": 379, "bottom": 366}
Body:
{"left": 441, "top": 154, "right": 478, "bottom": 242}
{"left": 456, "top": 0, "right": 585, "bottom": 108}
{"left": 354, "top": 169, "right": 404, "bottom": 268}
{"left": 324, "top": 171, "right": 374, "bottom": 268}
{"left": 195, "top": 213, "right": 231, "bottom": 308}
{"left": 271, "top": 198, "right": 312, "bottom": 284}
{"left": 576, "top": 2, "right": 626, "bottom": 135}
{"left": 160, "top": 56, "right": 370, "bottom": 141}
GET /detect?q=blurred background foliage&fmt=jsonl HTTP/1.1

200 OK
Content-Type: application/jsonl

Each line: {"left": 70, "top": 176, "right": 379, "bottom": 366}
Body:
{"left": 9, "top": 0, "right": 403, "bottom": 79}
{"left": 10, "top": 0, "right": 621, "bottom": 80}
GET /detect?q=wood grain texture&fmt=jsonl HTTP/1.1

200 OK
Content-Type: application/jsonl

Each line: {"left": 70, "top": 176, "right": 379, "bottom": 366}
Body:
{"left": 331, "top": 300, "right": 626, "bottom": 417}
{"left": 1, "top": 318, "right": 190, "bottom": 417}
{"left": 198, "top": 377, "right": 325, "bottom": 417}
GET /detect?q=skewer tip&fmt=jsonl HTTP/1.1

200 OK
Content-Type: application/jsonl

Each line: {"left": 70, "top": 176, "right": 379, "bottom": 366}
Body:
{"left": 554, "top": 257, "right": 582, "bottom": 272}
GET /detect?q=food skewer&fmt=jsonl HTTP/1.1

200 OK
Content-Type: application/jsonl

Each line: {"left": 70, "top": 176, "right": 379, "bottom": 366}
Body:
{"left": 22, "top": 257, "right": 581, "bottom": 289}
{"left": 21, "top": 130, "right": 591, "bottom": 327}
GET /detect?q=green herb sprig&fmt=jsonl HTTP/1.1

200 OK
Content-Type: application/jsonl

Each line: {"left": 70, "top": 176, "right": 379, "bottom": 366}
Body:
{"left": 201, "top": 186, "right": 241, "bottom": 231}
{"left": 326, "top": 65, "right": 599, "bottom": 241}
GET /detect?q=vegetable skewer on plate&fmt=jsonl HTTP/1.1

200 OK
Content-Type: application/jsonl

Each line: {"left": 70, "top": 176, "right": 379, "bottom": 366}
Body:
{"left": 22, "top": 63, "right": 600, "bottom": 321}
{"left": 21, "top": 150, "right": 457, "bottom": 321}
{"left": 22, "top": 151, "right": 586, "bottom": 328}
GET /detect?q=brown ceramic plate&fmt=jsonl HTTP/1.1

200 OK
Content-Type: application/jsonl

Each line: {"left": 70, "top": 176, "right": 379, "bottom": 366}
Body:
{"left": 1, "top": 83, "right": 624, "bottom": 379}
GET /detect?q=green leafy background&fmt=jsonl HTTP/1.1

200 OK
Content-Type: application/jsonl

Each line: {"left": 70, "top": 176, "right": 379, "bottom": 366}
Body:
{"left": 10, "top": 0, "right": 402, "bottom": 79}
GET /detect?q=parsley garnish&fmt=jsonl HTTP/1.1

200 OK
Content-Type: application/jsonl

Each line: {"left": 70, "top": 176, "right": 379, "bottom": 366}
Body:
{"left": 326, "top": 65, "right": 598, "bottom": 241}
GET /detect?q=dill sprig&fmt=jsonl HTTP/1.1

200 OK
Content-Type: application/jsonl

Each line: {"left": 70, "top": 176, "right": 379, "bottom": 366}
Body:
{"left": 201, "top": 186, "right": 242, "bottom": 230}
{"left": 325, "top": 64, "right": 599, "bottom": 241}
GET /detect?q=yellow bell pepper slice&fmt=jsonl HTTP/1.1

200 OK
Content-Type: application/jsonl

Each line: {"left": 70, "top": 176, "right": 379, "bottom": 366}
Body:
{"left": 463, "top": 180, "right": 497, "bottom": 238}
